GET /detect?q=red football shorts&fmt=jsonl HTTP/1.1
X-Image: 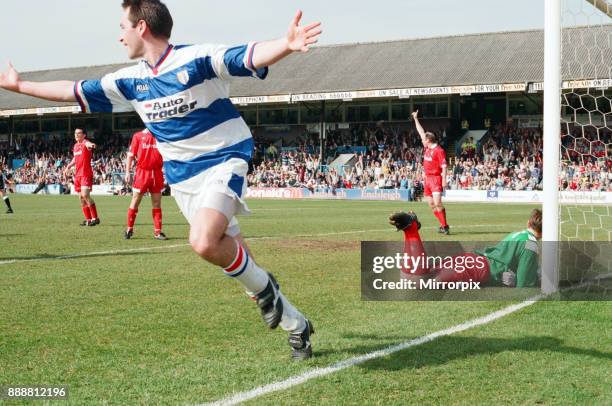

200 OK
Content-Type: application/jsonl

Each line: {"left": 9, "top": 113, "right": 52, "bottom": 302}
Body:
{"left": 74, "top": 176, "right": 92, "bottom": 193}
{"left": 133, "top": 169, "right": 164, "bottom": 194}
{"left": 435, "top": 253, "right": 490, "bottom": 284}
{"left": 424, "top": 175, "right": 443, "bottom": 197}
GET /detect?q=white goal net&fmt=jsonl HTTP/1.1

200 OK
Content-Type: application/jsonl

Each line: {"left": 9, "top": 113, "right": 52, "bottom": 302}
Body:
{"left": 552, "top": 0, "right": 611, "bottom": 294}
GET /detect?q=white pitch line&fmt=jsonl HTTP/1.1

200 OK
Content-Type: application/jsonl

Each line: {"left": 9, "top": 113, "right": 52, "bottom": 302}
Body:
{"left": 201, "top": 294, "right": 545, "bottom": 406}
{"left": 229, "top": 223, "right": 517, "bottom": 240}
{"left": 0, "top": 243, "right": 190, "bottom": 266}
{"left": 0, "top": 229, "right": 387, "bottom": 266}
{"left": 252, "top": 229, "right": 390, "bottom": 240}
{"left": 0, "top": 223, "right": 518, "bottom": 266}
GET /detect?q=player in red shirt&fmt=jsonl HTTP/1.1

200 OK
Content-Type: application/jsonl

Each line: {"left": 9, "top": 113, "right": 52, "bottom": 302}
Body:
{"left": 124, "top": 128, "right": 167, "bottom": 240}
{"left": 412, "top": 110, "right": 450, "bottom": 234}
{"left": 63, "top": 128, "right": 100, "bottom": 226}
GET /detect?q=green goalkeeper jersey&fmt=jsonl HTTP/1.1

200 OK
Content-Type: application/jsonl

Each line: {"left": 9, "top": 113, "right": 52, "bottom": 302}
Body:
{"left": 475, "top": 229, "right": 540, "bottom": 288}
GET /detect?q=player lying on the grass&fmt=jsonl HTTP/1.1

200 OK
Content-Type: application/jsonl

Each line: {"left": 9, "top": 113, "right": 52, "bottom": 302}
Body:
{"left": 0, "top": 162, "right": 15, "bottom": 213}
{"left": 0, "top": 0, "right": 321, "bottom": 360}
{"left": 124, "top": 128, "right": 167, "bottom": 240}
{"left": 389, "top": 209, "right": 542, "bottom": 287}
{"left": 63, "top": 129, "right": 100, "bottom": 226}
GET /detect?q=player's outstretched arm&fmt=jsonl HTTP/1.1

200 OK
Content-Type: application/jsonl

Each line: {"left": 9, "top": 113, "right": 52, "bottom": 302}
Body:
{"left": 411, "top": 110, "right": 427, "bottom": 146}
{"left": 0, "top": 62, "right": 75, "bottom": 102}
{"left": 250, "top": 10, "right": 322, "bottom": 69}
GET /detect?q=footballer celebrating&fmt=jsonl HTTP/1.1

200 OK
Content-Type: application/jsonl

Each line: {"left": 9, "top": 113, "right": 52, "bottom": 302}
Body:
{"left": 63, "top": 128, "right": 100, "bottom": 226}
{"left": 124, "top": 128, "right": 167, "bottom": 240}
{"left": 0, "top": 0, "right": 321, "bottom": 359}
{"left": 412, "top": 110, "right": 450, "bottom": 234}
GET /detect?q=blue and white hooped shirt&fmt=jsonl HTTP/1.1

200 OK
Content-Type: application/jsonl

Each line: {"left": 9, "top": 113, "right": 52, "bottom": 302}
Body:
{"left": 74, "top": 42, "right": 267, "bottom": 192}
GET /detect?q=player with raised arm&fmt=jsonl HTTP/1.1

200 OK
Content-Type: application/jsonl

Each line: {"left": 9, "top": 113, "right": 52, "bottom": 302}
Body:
{"left": 0, "top": 162, "right": 15, "bottom": 213}
{"left": 389, "top": 209, "right": 542, "bottom": 288}
{"left": 0, "top": 0, "right": 322, "bottom": 359}
{"left": 411, "top": 110, "right": 450, "bottom": 234}
{"left": 124, "top": 128, "right": 167, "bottom": 240}
{"left": 63, "top": 128, "right": 100, "bottom": 226}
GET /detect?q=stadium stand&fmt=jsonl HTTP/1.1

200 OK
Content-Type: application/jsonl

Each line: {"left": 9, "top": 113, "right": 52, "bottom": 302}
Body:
{"left": 0, "top": 27, "right": 610, "bottom": 195}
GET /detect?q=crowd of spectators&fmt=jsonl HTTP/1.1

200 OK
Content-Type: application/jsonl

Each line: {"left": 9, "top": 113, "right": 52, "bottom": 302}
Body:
{"left": 248, "top": 122, "right": 448, "bottom": 199}
{"left": 1, "top": 121, "right": 610, "bottom": 196}
{"left": 248, "top": 122, "right": 611, "bottom": 195}
{"left": 447, "top": 125, "right": 545, "bottom": 191}
{"left": 5, "top": 133, "right": 129, "bottom": 191}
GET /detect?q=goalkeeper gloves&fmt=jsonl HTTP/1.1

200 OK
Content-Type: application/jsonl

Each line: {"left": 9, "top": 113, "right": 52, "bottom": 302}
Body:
{"left": 502, "top": 271, "right": 517, "bottom": 287}
{"left": 389, "top": 211, "right": 421, "bottom": 231}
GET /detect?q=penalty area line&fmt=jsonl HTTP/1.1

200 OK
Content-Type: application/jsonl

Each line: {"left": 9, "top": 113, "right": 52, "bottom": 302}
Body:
{"left": 201, "top": 294, "right": 545, "bottom": 406}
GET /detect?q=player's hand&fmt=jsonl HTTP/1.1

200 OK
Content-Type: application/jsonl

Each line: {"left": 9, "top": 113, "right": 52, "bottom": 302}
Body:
{"left": 502, "top": 271, "right": 517, "bottom": 287}
{"left": 286, "top": 10, "right": 322, "bottom": 53}
{"left": 389, "top": 211, "right": 419, "bottom": 231}
{"left": 125, "top": 173, "right": 131, "bottom": 184}
{"left": 0, "top": 62, "right": 20, "bottom": 92}
{"left": 411, "top": 110, "right": 419, "bottom": 120}
{"left": 85, "top": 141, "right": 96, "bottom": 149}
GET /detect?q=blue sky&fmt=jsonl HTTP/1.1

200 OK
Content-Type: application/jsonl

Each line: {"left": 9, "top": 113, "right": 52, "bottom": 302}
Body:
{"left": 0, "top": 0, "right": 604, "bottom": 72}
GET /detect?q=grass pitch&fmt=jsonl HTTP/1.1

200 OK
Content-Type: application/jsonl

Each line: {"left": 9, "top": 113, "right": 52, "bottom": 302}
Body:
{"left": 0, "top": 195, "right": 610, "bottom": 405}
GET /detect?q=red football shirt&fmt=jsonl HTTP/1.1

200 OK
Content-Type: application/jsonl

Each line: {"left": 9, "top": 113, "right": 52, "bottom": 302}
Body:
{"left": 129, "top": 129, "right": 163, "bottom": 170}
{"left": 73, "top": 141, "right": 93, "bottom": 177}
{"left": 423, "top": 144, "right": 447, "bottom": 176}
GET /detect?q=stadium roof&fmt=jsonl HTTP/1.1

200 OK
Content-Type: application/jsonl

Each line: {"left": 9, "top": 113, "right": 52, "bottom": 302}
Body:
{"left": 1, "top": 25, "right": 611, "bottom": 113}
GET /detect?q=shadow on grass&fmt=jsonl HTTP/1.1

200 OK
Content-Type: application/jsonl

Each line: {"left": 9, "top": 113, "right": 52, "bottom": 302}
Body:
{"left": 122, "top": 236, "right": 183, "bottom": 242}
{"left": 446, "top": 230, "right": 514, "bottom": 237}
{"left": 0, "top": 253, "right": 58, "bottom": 261}
{"left": 72, "top": 222, "right": 188, "bottom": 228}
{"left": 123, "top": 223, "right": 187, "bottom": 227}
{"left": 316, "top": 334, "right": 611, "bottom": 369}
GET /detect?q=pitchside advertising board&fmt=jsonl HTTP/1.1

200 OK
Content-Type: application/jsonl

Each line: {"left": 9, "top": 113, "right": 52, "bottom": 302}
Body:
{"left": 15, "top": 185, "right": 612, "bottom": 204}
{"left": 15, "top": 184, "right": 63, "bottom": 195}
{"left": 76, "top": 185, "right": 117, "bottom": 195}
{"left": 245, "top": 187, "right": 612, "bottom": 204}
{"left": 14, "top": 184, "right": 116, "bottom": 195}
{"left": 245, "top": 188, "right": 413, "bottom": 201}
{"left": 465, "top": 190, "right": 612, "bottom": 205}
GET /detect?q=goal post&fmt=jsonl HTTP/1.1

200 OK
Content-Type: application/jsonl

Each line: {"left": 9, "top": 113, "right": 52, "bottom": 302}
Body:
{"left": 542, "top": 0, "right": 562, "bottom": 294}
{"left": 543, "top": 0, "right": 612, "bottom": 295}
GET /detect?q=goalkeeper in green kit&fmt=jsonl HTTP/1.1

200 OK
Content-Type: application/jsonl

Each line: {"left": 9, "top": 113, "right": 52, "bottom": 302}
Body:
{"left": 388, "top": 209, "right": 542, "bottom": 288}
